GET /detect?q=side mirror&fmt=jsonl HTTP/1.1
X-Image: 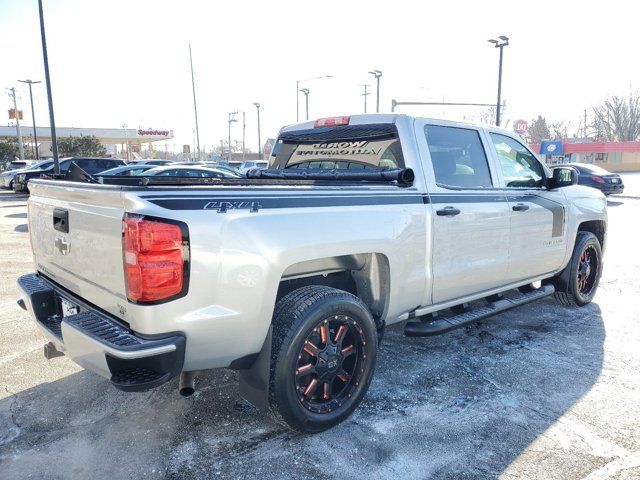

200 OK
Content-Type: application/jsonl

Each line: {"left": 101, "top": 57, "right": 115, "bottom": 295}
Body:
{"left": 548, "top": 167, "right": 578, "bottom": 189}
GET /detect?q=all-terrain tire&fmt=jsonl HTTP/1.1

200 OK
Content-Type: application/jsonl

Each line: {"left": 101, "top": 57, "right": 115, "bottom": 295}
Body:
{"left": 268, "top": 285, "right": 377, "bottom": 433}
{"left": 552, "top": 231, "right": 603, "bottom": 307}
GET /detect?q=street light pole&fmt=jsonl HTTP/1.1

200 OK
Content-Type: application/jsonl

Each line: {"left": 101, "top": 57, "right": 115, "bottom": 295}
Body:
{"left": 7, "top": 88, "right": 25, "bottom": 160}
{"left": 18, "top": 79, "right": 42, "bottom": 160}
{"left": 38, "top": 0, "right": 60, "bottom": 172}
{"left": 299, "top": 88, "right": 310, "bottom": 120}
{"left": 488, "top": 36, "right": 509, "bottom": 127}
{"left": 242, "top": 111, "right": 246, "bottom": 162}
{"left": 368, "top": 70, "right": 382, "bottom": 113}
{"left": 296, "top": 75, "right": 333, "bottom": 122}
{"left": 228, "top": 111, "right": 238, "bottom": 161}
{"left": 253, "top": 103, "right": 261, "bottom": 160}
{"left": 189, "top": 44, "right": 201, "bottom": 161}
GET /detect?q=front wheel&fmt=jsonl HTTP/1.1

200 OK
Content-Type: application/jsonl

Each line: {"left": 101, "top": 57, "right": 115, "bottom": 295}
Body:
{"left": 268, "top": 286, "right": 377, "bottom": 432}
{"left": 553, "top": 231, "right": 603, "bottom": 307}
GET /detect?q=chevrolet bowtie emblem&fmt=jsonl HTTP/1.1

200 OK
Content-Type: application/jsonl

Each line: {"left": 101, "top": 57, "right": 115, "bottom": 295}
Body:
{"left": 55, "top": 236, "right": 70, "bottom": 255}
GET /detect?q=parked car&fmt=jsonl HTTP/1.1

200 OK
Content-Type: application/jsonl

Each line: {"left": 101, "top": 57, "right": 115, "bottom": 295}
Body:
{"left": 238, "top": 160, "right": 269, "bottom": 175}
{"left": 134, "top": 160, "right": 174, "bottom": 166}
{"left": 565, "top": 163, "right": 624, "bottom": 195}
{"left": 17, "top": 114, "right": 606, "bottom": 433}
{"left": 1, "top": 159, "right": 53, "bottom": 189}
{"left": 1, "top": 160, "right": 32, "bottom": 172}
{"left": 143, "top": 165, "right": 241, "bottom": 178}
{"left": 96, "top": 164, "right": 155, "bottom": 176}
{"left": 13, "top": 157, "right": 126, "bottom": 193}
{"left": 217, "top": 160, "right": 243, "bottom": 170}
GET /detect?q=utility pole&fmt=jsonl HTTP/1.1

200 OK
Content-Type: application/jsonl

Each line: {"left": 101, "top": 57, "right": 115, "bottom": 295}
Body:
{"left": 38, "top": 0, "right": 59, "bottom": 172}
{"left": 584, "top": 109, "right": 588, "bottom": 138}
{"left": 242, "top": 111, "right": 246, "bottom": 162}
{"left": 189, "top": 44, "right": 201, "bottom": 161}
{"left": 253, "top": 103, "right": 261, "bottom": 160}
{"left": 18, "top": 80, "right": 42, "bottom": 160}
{"left": 361, "top": 84, "right": 370, "bottom": 113}
{"left": 228, "top": 111, "right": 238, "bottom": 162}
{"left": 368, "top": 70, "right": 382, "bottom": 112}
{"left": 488, "top": 36, "right": 509, "bottom": 127}
{"left": 7, "top": 88, "right": 25, "bottom": 160}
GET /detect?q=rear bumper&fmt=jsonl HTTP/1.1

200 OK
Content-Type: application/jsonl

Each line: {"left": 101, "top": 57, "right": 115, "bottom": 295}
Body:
{"left": 17, "top": 273, "right": 185, "bottom": 392}
{"left": 602, "top": 184, "right": 624, "bottom": 195}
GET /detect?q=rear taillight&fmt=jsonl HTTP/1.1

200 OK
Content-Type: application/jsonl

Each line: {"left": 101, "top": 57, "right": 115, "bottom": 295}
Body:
{"left": 592, "top": 176, "right": 605, "bottom": 184}
{"left": 314, "top": 116, "right": 350, "bottom": 128}
{"left": 123, "top": 214, "right": 189, "bottom": 303}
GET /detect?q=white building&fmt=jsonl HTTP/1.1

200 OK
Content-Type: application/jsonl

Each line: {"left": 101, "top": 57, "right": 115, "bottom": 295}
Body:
{"left": 0, "top": 126, "right": 174, "bottom": 159}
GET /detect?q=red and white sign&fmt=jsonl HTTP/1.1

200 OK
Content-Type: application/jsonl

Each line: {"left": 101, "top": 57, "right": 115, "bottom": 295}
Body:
{"left": 137, "top": 129, "right": 170, "bottom": 137}
{"left": 513, "top": 119, "right": 528, "bottom": 135}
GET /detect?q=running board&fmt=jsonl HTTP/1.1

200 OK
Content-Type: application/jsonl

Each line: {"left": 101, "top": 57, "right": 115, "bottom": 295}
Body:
{"left": 404, "top": 285, "right": 555, "bottom": 337}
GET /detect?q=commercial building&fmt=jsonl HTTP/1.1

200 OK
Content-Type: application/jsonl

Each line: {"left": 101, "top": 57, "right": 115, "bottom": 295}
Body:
{"left": 536, "top": 141, "right": 640, "bottom": 172}
{"left": 0, "top": 126, "right": 173, "bottom": 160}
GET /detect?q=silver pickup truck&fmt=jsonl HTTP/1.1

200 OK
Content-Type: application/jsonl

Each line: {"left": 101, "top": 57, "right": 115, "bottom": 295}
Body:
{"left": 17, "top": 114, "right": 607, "bottom": 432}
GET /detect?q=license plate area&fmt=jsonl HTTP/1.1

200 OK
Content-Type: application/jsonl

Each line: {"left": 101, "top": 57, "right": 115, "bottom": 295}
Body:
{"left": 58, "top": 296, "right": 79, "bottom": 317}
{"left": 611, "top": 178, "right": 619, "bottom": 183}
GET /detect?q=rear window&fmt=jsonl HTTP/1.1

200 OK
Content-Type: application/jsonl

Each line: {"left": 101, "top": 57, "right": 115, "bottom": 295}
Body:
{"left": 573, "top": 164, "right": 611, "bottom": 175}
{"left": 270, "top": 124, "right": 404, "bottom": 170}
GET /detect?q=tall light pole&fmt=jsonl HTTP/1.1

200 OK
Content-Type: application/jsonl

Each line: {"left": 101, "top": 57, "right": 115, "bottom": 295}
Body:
{"left": 488, "top": 35, "right": 509, "bottom": 127}
{"left": 38, "top": 0, "right": 59, "bottom": 172}
{"left": 296, "top": 75, "right": 332, "bottom": 122}
{"left": 361, "top": 84, "right": 370, "bottom": 113}
{"left": 188, "top": 44, "right": 201, "bottom": 161}
{"left": 242, "top": 111, "right": 246, "bottom": 162}
{"left": 228, "top": 111, "right": 238, "bottom": 161}
{"left": 18, "top": 80, "right": 42, "bottom": 160}
{"left": 7, "top": 88, "right": 25, "bottom": 160}
{"left": 368, "top": 70, "right": 382, "bottom": 113}
{"left": 253, "top": 103, "right": 261, "bottom": 160}
{"left": 299, "top": 88, "right": 310, "bottom": 120}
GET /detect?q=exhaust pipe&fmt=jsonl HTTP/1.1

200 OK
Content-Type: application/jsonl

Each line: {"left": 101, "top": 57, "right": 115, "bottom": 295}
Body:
{"left": 179, "top": 371, "right": 196, "bottom": 397}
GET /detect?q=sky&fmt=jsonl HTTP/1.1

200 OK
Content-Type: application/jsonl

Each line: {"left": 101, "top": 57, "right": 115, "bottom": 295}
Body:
{"left": 0, "top": 0, "right": 637, "bottom": 154}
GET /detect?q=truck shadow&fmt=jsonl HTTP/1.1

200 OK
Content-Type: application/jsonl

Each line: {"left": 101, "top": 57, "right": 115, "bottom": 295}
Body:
{"left": 0, "top": 298, "right": 604, "bottom": 479}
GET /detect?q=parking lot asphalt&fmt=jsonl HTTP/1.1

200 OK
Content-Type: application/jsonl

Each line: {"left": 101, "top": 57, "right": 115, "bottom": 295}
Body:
{"left": 1, "top": 183, "right": 639, "bottom": 480}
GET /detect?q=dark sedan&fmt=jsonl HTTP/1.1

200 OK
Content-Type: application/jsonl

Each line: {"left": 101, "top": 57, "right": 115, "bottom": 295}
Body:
{"left": 566, "top": 163, "right": 624, "bottom": 195}
{"left": 13, "top": 157, "right": 126, "bottom": 193}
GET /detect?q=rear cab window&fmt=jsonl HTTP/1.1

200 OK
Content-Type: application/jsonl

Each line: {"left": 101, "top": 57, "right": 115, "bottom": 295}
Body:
{"left": 270, "top": 124, "right": 404, "bottom": 171}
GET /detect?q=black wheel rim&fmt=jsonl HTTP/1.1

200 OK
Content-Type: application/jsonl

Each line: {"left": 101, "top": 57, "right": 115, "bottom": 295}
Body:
{"left": 577, "top": 245, "right": 598, "bottom": 296}
{"left": 294, "top": 315, "right": 367, "bottom": 414}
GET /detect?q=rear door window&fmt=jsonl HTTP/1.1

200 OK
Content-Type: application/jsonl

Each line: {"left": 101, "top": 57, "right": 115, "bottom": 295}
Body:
{"left": 271, "top": 124, "right": 404, "bottom": 170}
{"left": 424, "top": 125, "right": 493, "bottom": 189}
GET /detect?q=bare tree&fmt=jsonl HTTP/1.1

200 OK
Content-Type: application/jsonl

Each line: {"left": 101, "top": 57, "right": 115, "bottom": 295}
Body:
{"left": 549, "top": 121, "right": 567, "bottom": 140}
{"left": 592, "top": 92, "right": 640, "bottom": 142}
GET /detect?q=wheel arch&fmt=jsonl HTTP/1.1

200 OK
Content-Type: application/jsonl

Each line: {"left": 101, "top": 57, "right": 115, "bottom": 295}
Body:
{"left": 577, "top": 220, "right": 606, "bottom": 251}
{"left": 276, "top": 253, "right": 391, "bottom": 331}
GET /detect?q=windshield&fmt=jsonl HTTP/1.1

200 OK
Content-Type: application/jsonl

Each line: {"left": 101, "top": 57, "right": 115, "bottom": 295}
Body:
{"left": 27, "top": 160, "right": 53, "bottom": 170}
{"left": 271, "top": 124, "right": 404, "bottom": 170}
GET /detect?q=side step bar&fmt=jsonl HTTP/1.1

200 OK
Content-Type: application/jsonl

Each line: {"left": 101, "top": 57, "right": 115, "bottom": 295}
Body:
{"left": 404, "top": 285, "right": 555, "bottom": 337}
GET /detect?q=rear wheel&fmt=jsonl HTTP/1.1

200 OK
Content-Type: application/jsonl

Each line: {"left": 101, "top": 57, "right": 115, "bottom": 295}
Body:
{"left": 268, "top": 286, "right": 377, "bottom": 432}
{"left": 553, "top": 231, "right": 603, "bottom": 307}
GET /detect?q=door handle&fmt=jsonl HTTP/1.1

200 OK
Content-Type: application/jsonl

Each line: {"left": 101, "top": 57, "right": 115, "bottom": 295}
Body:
{"left": 512, "top": 203, "right": 529, "bottom": 212}
{"left": 436, "top": 206, "right": 461, "bottom": 217}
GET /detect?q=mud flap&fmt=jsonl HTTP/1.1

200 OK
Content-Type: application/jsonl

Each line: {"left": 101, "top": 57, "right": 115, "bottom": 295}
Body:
{"left": 238, "top": 325, "right": 272, "bottom": 410}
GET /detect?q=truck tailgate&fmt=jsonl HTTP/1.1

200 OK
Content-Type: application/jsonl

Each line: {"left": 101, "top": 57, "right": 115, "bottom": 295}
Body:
{"left": 28, "top": 181, "right": 127, "bottom": 317}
